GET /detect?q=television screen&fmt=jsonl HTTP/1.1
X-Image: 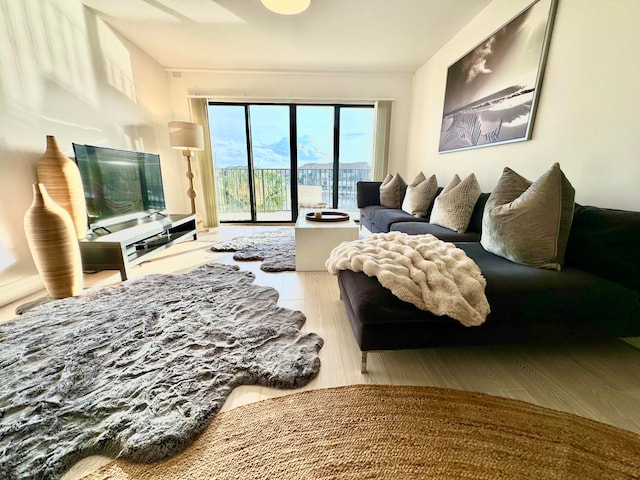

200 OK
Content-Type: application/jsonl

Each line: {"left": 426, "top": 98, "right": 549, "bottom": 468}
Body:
{"left": 73, "top": 144, "right": 166, "bottom": 229}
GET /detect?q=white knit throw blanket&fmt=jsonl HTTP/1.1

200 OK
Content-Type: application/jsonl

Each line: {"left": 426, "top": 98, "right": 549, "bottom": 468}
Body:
{"left": 326, "top": 232, "right": 490, "bottom": 327}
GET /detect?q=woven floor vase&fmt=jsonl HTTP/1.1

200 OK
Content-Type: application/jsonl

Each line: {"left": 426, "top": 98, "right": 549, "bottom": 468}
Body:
{"left": 37, "top": 135, "right": 88, "bottom": 239}
{"left": 24, "top": 183, "right": 83, "bottom": 299}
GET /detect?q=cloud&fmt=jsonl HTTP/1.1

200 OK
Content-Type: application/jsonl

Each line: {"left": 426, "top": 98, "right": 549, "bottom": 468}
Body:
{"left": 213, "top": 134, "right": 331, "bottom": 168}
{"left": 465, "top": 37, "right": 496, "bottom": 84}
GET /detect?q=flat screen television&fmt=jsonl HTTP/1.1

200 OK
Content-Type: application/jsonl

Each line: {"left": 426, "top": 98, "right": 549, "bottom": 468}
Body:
{"left": 72, "top": 143, "right": 166, "bottom": 230}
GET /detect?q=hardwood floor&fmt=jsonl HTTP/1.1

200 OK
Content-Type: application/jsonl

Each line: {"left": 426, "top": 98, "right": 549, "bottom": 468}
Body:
{"left": 2, "top": 225, "right": 640, "bottom": 479}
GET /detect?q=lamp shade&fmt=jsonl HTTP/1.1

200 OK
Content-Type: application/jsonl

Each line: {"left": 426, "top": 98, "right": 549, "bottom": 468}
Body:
{"left": 168, "top": 121, "right": 204, "bottom": 150}
{"left": 260, "top": 0, "right": 310, "bottom": 15}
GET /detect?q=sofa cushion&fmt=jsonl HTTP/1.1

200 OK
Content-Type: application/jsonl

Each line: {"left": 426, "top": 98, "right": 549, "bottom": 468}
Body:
{"left": 338, "top": 242, "right": 638, "bottom": 334}
{"left": 391, "top": 222, "right": 481, "bottom": 242}
{"left": 467, "top": 193, "right": 490, "bottom": 234}
{"left": 359, "top": 205, "right": 387, "bottom": 233}
{"left": 363, "top": 190, "right": 485, "bottom": 238}
{"left": 481, "top": 163, "right": 575, "bottom": 271}
{"left": 357, "top": 181, "right": 383, "bottom": 208}
{"left": 379, "top": 174, "right": 407, "bottom": 209}
{"left": 393, "top": 192, "right": 489, "bottom": 240}
{"left": 462, "top": 242, "right": 637, "bottom": 326}
{"left": 401, "top": 173, "right": 438, "bottom": 217}
{"left": 565, "top": 204, "right": 640, "bottom": 292}
{"left": 429, "top": 174, "right": 481, "bottom": 233}
{"left": 366, "top": 207, "right": 430, "bottom": 233}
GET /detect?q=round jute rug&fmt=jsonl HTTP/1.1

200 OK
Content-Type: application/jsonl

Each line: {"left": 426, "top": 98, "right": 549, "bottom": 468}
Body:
{"left": 86, "top": 385, "right": 640, "bottom": 480}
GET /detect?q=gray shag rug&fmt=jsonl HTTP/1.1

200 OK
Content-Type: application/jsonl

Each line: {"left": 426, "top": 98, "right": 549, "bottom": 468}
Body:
{"left": 210, "top": 229, "right": 295, "bottom": 272}
{"left": 0, "top": 263, "right": 323, "bottom": 480}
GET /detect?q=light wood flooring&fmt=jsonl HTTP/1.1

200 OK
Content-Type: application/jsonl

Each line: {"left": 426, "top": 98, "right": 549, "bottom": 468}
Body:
{"left": 2, "top": 225, "right": 640, "bottom": 479}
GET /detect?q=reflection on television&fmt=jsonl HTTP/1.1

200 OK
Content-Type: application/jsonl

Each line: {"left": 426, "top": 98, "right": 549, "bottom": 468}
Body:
{"left": 72, "top": 144, "right": 166, "bottom": 230}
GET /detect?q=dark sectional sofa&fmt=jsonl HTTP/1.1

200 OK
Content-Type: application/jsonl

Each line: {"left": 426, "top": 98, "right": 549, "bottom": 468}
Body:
{"left": 340, "top": 181, "right": 640, "bottom": 372}
{"left": 358, "top": 181, "right": 490, "bottom": 241}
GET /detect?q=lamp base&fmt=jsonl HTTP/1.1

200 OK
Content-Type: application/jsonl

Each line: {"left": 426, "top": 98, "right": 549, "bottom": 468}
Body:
{"left": 196, "top": 212, "right": 208, "bottom": 233}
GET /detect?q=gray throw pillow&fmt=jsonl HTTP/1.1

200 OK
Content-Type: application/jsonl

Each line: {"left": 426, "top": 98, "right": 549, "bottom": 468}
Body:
{"left": 401, "top": 173, "right": 438, "bottom": 217}
{"left": 379, "top": 173, "right": 407, "bottom": 209}
{"left": 429, "top": 173, "right": 481, "bottom": 233}
{"left": 480, "top": 163, "right": 575, "bottom": 270}
{"left": 381, "top": 173, "right": 393, "bottom": 185}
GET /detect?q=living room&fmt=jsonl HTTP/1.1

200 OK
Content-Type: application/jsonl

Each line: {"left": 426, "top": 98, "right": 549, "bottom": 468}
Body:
{"left": 2, "top": 0, "right": 640, "bottom": 303}
{"left": 1, "top": 0, "right": 639, "bottom": 478}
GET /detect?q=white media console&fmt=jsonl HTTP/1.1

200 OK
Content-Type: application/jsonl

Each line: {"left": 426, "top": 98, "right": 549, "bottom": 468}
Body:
{"left": 78, "top": 213, "right": 197, "bottom": 281}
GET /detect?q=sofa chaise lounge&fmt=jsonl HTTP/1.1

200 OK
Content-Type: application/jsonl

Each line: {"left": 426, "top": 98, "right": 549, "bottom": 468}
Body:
{"left": 338, "top": 181, "right": 640, "bottom": 372}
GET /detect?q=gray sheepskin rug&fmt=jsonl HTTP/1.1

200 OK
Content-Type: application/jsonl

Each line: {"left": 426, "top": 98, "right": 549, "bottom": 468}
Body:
{"left": 210, "top": 229, "right": 295, "bottom": 272}
{"left": 0, "top": 263, "right": 323, "bottom": 479}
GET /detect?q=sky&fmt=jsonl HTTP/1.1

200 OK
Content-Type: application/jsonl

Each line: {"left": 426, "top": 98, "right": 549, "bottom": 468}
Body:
{"left": 208, "top": 104, "right": 374, "bottom": 169}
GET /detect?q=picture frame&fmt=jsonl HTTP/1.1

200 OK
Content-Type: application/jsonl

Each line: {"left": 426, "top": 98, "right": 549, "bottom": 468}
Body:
{"left": 438, "top": 0, "right": 559, "bottom": 153}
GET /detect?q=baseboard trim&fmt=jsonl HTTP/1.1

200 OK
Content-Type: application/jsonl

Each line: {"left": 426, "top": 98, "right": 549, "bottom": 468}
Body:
{"left": 0, "top": 275, "right": 44, "bottom": 307}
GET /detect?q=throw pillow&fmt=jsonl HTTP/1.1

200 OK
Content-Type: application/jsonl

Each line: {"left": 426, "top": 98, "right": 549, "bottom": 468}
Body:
{"left": 401, "top": 172, "right": 438, "bottom": 217}
{"left": 381, "top": 173, "right": 393, "bottom": 185}
{"left": 480, "top": 163, "right": 575, "bottom": 271}
{"left": 379, "top": 173, "right": 407, "bottom": 209}
{"left": 429, "top": 173, "right": 481, "bottom": 233}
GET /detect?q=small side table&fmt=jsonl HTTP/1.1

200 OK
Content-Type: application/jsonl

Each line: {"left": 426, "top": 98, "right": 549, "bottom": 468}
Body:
{"left": 295, "top": 213, "right": 358, "bottom": 271}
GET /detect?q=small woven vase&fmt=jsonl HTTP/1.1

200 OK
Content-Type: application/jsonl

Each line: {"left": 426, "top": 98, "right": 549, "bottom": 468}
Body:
{"left": 37, "top": 135, "right": 88, "bottom": 239}
{"left": 24, "top": 183, "right": 83, "bottom": 299}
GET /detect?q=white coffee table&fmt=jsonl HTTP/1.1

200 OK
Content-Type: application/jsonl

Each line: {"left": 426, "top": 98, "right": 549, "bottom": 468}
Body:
{"left": 295, "top": 212, "right": 359, "bottom": 271}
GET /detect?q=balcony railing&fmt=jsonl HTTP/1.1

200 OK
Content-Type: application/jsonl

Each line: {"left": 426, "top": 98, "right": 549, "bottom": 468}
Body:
{"left": 214, "top": 167, "right": 371, "bottom": 215}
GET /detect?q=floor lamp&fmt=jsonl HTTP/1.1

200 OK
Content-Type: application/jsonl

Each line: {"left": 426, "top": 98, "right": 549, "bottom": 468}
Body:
{"left": 168, "top": 121, "right": 205, "bottom": 228}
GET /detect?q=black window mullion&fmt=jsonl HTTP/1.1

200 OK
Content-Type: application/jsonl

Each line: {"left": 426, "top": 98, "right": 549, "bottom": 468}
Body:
{"left": 332, "top": 107, "right": 340, "bottom": 208}
{"left": 245, "top": 104, "right": 257, "bottom": 222}
{"left": 289, "top": 105, "right": 298, "bottom": 222}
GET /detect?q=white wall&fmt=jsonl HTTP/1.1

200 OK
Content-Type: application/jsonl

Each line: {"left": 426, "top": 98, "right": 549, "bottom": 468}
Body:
{"left": 166, "top": 69, "right": 414, "bottom": 214}
{"left": 406, "top": 0, "right": 640, "bottom": 211}
{"left": 0, "top": 0, "right": 176, "bottom": 306}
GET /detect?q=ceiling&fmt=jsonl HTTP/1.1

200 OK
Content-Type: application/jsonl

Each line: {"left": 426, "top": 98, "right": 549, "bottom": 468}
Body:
{"left": 81, "top": 0, "right": 492, "bottom": 73}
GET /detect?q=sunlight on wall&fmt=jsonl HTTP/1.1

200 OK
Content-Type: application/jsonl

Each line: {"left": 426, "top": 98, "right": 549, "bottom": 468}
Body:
{"left": 0, "top": 0, "right": 177, "bottom": 307}
{"left": 83, "top": 0, "right": 245, "bottom": 23}
{"left": 0, "top": 0, "right": 99, "bottom": 146}
{"left": 0, "top": 242, "right": 16, "bottom": 271}
{"left": 0, "top": 0, "right": 99, "bottom": 110}
{"left": 157, "top": 0, "right": 245, "bottom": 23}
{"left": 96, "top": 17, "right": 136, "bottom": 101}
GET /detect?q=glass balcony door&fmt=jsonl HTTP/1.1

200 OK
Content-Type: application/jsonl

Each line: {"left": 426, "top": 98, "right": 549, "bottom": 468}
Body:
{"left": 249, "top": 105, "right": 292, "bottom": 222}
{"left": 337, "top": 107, "right": 374, "bottom": 217}
{"left": 209, "top": 104, "right": 293, "bottom": 222}
{"left": 208, "top": 102, "right": 374, "bottom": 223}
{"left": 296, "top": 106, "right": 334, "bottom": 213}
{"left": 208, "top": 104, "right": 252, "bottom": 222}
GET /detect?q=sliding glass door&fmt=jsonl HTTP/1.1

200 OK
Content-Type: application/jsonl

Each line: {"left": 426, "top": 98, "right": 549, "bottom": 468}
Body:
{"left": 208, "top": 105, "right": 252, "bottom": 222}
{"left": 296, "top": 106, "right": 334, "bottom": 212}
{"left": 209, "top": 102, "right": 373, "bottom": 223}
{"left": 337, "top": 107, "right": 374, "bottom": 213}
{"left": 249, "top": 105, "right": 292, "bottom": 222}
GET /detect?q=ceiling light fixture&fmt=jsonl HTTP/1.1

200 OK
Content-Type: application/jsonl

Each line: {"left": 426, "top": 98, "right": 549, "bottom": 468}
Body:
{"left": 260, "top": 0, "right": 310, "bottom": 15}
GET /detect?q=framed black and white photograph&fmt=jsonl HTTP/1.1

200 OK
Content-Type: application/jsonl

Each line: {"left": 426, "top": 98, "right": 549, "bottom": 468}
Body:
{"left": 438, "top": 0, "right": 558, "bottom": 153}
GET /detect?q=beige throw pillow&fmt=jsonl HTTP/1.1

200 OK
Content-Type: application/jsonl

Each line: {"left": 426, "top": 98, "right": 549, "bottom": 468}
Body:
{"left": 401, "top": 172, "right": 438, "bottom": 217}
{"left": 379, "top": 173, "right": 407, "bottom": 209}
{"left": 381, "top": 173, "right": 392, "bottom": 185}
{"left": 480, "top": 163, "right": 575, "bottom": 270}
{"left": 429, "top": 173, "right": 481, "bottom": 233}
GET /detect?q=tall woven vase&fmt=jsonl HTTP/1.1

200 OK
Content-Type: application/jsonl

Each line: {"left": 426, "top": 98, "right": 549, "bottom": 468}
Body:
{"left": 37, "top": 135, "right": 88, "bottom": 239}
{"left": 24, "top": 183, "right": 83, "bottom": 299}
